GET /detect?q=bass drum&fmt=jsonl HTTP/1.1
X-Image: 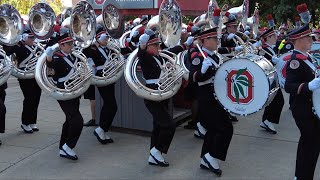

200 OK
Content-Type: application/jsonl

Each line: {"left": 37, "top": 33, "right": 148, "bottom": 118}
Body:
{"left": 275, "top": 50, "right": 294, "bottom": 88}
{"left": 214, "top": 54, "right": 279, "bottom": 116}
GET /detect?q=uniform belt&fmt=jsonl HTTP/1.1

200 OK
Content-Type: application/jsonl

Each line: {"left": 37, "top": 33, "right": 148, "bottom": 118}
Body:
{"left": 198, "top": 77, "right": 213, "bottom": 86}
{"left": 145, "top": 79, "right": 159, "bottom": 84}
{"left": 96, "top": 65, "right": 104, "bottom": 70}
{"left": 58, "top": 69, "right": 74, "bottom": 83}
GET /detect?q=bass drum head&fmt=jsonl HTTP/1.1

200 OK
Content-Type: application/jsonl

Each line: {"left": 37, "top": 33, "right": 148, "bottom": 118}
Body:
{"left": 276, "top": 50, "right": 293, "bottom": 88}
{"left": 313, "top": 88, "right": 320, "bottom": 119}
{"left": 214, "top": 54, "right": 273, "bottom": 116}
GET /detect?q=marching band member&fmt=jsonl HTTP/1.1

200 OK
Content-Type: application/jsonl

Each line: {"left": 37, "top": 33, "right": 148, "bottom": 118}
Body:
{"left": 189, "top": 27, "right": 233, "bottom": 176}
{"left": 258, "top": 27, "right": 284, "bottom": 134}
{"left": 82, "top": 26, "right": 117, "bottom": 144}
{"left": 0, "top": 82, "right": 7, "bottom": 145}
{"left": 220, "top": 12, "right": 243, "bottom": 55}
{"left": 45, "top": 28, "right": 84, "bottom": 160}
{"left": 3, "top": 25, "right": 42, "bottom": 133}
{"left": 284, "top": 24, "right": 320, "bottom": 179}
{"left": 138, "top": 28, "right": 192, "bottom": 167}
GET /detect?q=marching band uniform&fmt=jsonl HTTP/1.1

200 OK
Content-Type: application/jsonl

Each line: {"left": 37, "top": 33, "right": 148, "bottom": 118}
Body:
{"left": 82, "top": 27, "right": 117, "bottom": 144}
{"left": 138, "top": 29, "right": 187, "bottom": 167}
{"left": 284, "top": 24, "right": 320, "bottom": 179}
{"left": 46, "top": 30, "right": 84, "bottom": 160}
{"left": 258, "top": 27, "right": 284, "bottom": 134}
{"left": 189, "top": 28, "right": 233, "bottom": 176}
{"left": 3, "top": 26, "right": 42, "bottom": 133}
{"left": 0, "top": 82, "right": 7, "bottom": 145}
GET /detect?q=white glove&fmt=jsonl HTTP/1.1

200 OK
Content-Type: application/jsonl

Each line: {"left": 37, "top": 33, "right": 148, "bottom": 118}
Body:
{"left": 244, "top": 30, "right": 250, "bottom": 36}
{"left": 132, "top": 30, "right": 139, "bottom": 38}
{"left": 45, "top": 47, "right": 54, "bottom": 58}
{"left": 271, "top": 55, "right": 279, "bottom": 64}
{"left": 253, "top": 40, "right": 262, "bottom": 48}
{"left": 98, "top": 33, "right": 108, "bottom": 41}
{"left": 22, "top": 33, "right": 29, "bottom": 41}
{"left": 201, "top": 58, "right": 212, "bottom": 74}
{"left": 227, "top": 33, "right": 235, "bottom": 40}
{"left": 139, "top": 34, "right": 150, "bottom": 46}
{"left": 126, "top": 37, "right": 131, "bottom": 43}
{"left": 184, "top": 36, "right": 194, "bottom": 46}
{"left": 308, "top": 78, "right": 320, "bottom": 91}
{"left": 235, "top": 45, "right": 243, "bottom": 52}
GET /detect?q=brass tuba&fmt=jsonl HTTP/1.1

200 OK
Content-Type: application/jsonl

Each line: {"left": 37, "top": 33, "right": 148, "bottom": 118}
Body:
{"left": 0, "top": 4, "right": 23, "bottom": 85}
{"left": 90, "top": 0, "right": 125, "bottom": 87}
{"left": 124, "top": 0, "right": 187, "bottom": 101}
{"left": 35, "top": 0, "right": 94, "bottom": 100}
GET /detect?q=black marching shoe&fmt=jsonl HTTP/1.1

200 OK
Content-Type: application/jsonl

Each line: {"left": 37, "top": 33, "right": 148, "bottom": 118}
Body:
{"left": 83, "top": 119, "right": 97, "bottom": 127}
{"left": 21, "top": 124, "right": 33, "bottom": 134}
{"left": 30, "top": 124, "right": 39, "bottom": 132}
{"left": 60, "top": 144, "right": 78, "bottom": 160}
{"left": 0, "top": 140, "right": 2, "bottom": 146}
{"left": 148, "top": 154, "right": 169, "bottom": 167}
{"left": 148, "top": 147, "right": 169, "bottom": 167}
{"left": 230, "top": 116, "right": 238, "bottom": 122}
{"left": 93, "top": 130, "right": 108, "bottom": 144}
{"left": 201, "top": 154, "right": 222, "bottom": 176}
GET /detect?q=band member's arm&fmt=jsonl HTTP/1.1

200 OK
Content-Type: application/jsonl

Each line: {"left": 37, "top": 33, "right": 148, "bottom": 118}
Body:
{"left": 284, "top": 60, "right": 311, "bottom": 96}
{"left": 217, "top": 47, "right": 232, "bottom": 54}
{"left": 2, "top": 44, "right": 18, "bottom": 56}
{"left": 189, "top": 53, "right": 216, "bottom": 83}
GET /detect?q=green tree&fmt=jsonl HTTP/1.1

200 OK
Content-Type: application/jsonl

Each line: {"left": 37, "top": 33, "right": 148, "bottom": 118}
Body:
{"left": 0, "top": 0, "right": 64, "bottom": 16}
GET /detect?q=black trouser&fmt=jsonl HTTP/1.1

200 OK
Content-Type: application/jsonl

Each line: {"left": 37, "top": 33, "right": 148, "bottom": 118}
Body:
{"left": 262, "top": 90, "right": 284, "bottom": 124}
{"left": 18, "top": 78, "right": 41, "bottom": 125}
{"left": 292, "top": 111, "right": 320, "bottom": 179}
{"left": 58, "top": 98, "right": 84, "bottom": 149}
{"left": 144, "top": 99, "right": 175, "bottom": 154}
{"left": 97, "top": 84, "right": 117, "bottom": 132}
{"left": 198, "top": 84, "right": 233, "bottom": 161}
{"left": 0, "top": 89, "right": 6, "bottom": 133}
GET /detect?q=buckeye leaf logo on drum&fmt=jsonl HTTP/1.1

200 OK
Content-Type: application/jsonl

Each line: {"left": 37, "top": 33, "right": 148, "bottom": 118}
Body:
{"left": 227, "top": 68, "right": 254, "bottom": 104}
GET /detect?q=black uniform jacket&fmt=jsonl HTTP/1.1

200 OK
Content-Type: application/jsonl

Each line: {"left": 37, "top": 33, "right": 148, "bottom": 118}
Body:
{"left": 285, "top": 50, "right": 316, "bottom": 120}
{"left": 3, "top": 42, "right": 42, "bottom": 69}
{"left": 46, "top": 50, "right": 78, "bottom": 89}
{"left": 138, "top": 44, "right": 186, "bottom": 90}
{"left": 82, "top": 44, "right": 111, "bottom": 77}
{"left": 189, "top": 48, "right": 219, "bottom": 84}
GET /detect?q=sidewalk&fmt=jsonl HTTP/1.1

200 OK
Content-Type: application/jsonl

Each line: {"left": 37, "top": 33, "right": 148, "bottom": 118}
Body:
{"left": 0, "top": 77, "right": 319, "bottom": 179}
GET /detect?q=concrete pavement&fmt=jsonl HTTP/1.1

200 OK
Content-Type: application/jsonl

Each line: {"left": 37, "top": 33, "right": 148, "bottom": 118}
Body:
{"left": 0, "top": 77, "right": 319, "bottom": 179}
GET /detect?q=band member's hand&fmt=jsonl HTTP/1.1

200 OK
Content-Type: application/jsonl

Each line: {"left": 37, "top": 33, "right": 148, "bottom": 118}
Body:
{"left": 184, "top": 36, "right": 194, "bottom": 46}
{"left": 132, "top": 30, "right": 139, "bottom": 38}
{"left": 139, "top": 34, "right": 150, "bottom": 46}
{"left": 22, "top": 33, "right": 29, "bottom": 41}
{"left": 201, "top": 58, "right": 212, "bottom": 74}
{"left": 244, "top": 31, "right": 250, "bottom": 36}
{"left": 235, "top": 45, "right": 243, "bottom": 52}
{"left": 252, "top": 40, "right": 262, "bottom": 47}
{"left": 271, "top": 55, "right": 279, "bottom": 64}
{"left": 126, "top": 37, "right": 131, "bottom": 42}
{"left": 227, "top": 33, "right": 235, "bottom": 40}
{"left": 45, "top": 47, "right": 54, "bottom": 58}
{"left": 308, "top": 78, "right": 320, "bottom": 91}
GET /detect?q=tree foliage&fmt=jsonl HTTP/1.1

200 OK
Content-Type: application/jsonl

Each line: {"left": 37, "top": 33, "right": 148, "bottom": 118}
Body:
{"left": 0, "top": 0, "right": 64, "bottom": 16}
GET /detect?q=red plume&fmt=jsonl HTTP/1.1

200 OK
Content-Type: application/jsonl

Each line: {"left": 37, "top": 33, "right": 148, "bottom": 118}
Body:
{"left": 213, "top": 9, "right": 221, "bottom": 17}
{"left": 129, "top": 20, "right": 133, "bottom": 25}
{"left": 225, "top": 11, "right": 230, "bottom": 17}
{"left": 187, "top": 25, "right": 192, "bottom": 32}
{"left": 296, "top": 3, "right": 308, "bottom": 13}
{"left": 266, "top": 14, "right": 273, "bottom": 21}
{"left": 188, "top": 22, "right": 194, "bottom": 26}
{"left": 295, "top": 16, "right": 300, "bottom": 22}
